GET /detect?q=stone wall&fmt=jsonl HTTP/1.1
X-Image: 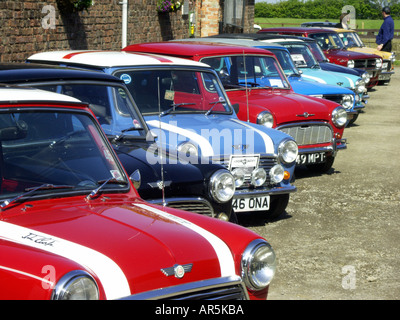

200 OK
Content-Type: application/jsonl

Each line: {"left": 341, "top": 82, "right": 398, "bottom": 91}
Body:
{"left": 0, "top": 0, "right": 255, "bottom": 63}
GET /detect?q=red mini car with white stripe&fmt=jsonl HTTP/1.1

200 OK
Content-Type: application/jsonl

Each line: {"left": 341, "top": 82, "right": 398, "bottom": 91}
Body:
{"left": 0, "top": 87, "right": 276, "bottom": 300}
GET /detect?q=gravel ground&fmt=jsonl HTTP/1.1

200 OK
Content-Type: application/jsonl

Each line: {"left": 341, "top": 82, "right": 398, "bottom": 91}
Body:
{"left": 240, "top": 67, "right": 400, "bottom": 300}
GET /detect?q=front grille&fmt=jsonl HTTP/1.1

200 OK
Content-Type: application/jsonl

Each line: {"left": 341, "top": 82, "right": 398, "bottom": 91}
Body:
{"left": 165, "top": 283, "right": 246, "bottom": 300}
{"left": 322, "top": 94, "right": 343, "bottom": 105}
{"left": 214, "top": 155, "right": 278, "bottom": 186}
{"left": 167, "top": 201, "right": 213, "bottom": 216}
{"left": 279, "top": 124, "right": 333, "bottom": 146}
{"left": 354, "top": 59, "right": 377, "bottom": 70}
{"left": 122, "top": 276, "right": 249, "bottom": 300}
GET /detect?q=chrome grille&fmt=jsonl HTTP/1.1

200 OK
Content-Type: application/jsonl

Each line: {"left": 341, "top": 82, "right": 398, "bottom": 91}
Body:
{"left": 322, "top": 94, "right": 344, "bottom": 105}
{"left": 122, "top": 276, "right": 249, "bottom": 300}
{"left": 167, "top": 202, "right": 213, "bottom": 216}
{"left": 167, "top": 284, "right": 246, "bottom": 300}
{"left": 213, "top": 155, "right": 278, "bottom": 186}
{"left": 354, "top": 59, "right": 377, "bottom": 70}
{"left": 279, "top": 124, "right": 333, "bottom": 146}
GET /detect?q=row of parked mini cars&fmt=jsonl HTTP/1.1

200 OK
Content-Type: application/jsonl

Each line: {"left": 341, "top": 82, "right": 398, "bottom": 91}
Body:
{"left": 0, "top": 26, "right": 394, "bottom": 300}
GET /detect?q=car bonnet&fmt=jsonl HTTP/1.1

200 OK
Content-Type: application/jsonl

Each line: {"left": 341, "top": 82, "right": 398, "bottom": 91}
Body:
{"left": 0, "top": 197, "right": 236, "bottom": 299}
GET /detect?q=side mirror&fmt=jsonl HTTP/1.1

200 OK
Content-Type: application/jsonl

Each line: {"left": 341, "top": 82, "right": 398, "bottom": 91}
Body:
{"left": 130, "top": 169, "right": 141, "bottom": 189}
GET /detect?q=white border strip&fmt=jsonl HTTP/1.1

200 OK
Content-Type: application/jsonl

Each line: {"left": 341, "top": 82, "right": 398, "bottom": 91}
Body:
{"left": 135, "top": 203, "right": 236, "bottom": 277}
{"left": 0, "top": 221, "right": 131, "bottom": 300}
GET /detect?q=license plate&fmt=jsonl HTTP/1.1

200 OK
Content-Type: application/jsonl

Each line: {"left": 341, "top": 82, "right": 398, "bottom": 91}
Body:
{"left": 232, "top": 196, "right": 270, "bottom": 212}
{"left": 378, "top": 74, "right": 391, "bottom": 80}
{"left": 296, "top": 152, "right": 325, "bottom": 165}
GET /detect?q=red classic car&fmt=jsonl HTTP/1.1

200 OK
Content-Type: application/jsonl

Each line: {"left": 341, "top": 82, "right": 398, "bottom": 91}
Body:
{"left": 257, "top": 27, "right": 383, "bottom": 87}
{"left": 0, "top": 86, "right": 276, "bottom": 300}
{"left": 123, "top": 41, "right": 348, "bottom": 173}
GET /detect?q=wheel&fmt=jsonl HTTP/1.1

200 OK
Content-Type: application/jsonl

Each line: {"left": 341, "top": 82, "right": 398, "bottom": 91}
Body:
{"left": 347, "top": 113, "right": 359, "bottom": 126}
{"left": 306, "top": 155, "right": 335, "bottom": 173}
{"left": 266, "top": 194, "right": 290, "bottom": 220}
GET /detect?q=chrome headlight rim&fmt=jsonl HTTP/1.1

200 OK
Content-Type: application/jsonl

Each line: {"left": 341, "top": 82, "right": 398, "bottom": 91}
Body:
{"left": 341, "top": 94, "right": 354, "bottom": 109}
{"left": 355, "top": 79, "right": 366, "bottom": 94}
{"left": 269, "top": 164, "right": 285, "bottom": 184}
{"left": 52, "top": 270, "right": 99, "bottom": 300}
{"left": 209, "top": 169, "right": 236, "bottom": 203}
{"left": 241, "top": 239, "right": 277, "bottom": 291}
{"left": 347, "top": 59, "right": 355, "bottom": 68}
{"left": 332, "top": 106, "right": 348, "bottom": 128}
{"left": 256, "top": 111, "right": 274, "bottom": 128}
{"left": 361, "top": 72, "right": 370, "bottom": 84}
{"left": 232, "top": 168, "right": 246, "bottom": 188}
{"left": 177, "top": 141, "right": 199, "bottom": 159}
{"left": 278, "top": 139, "right": 298, "bottom": 164}
{"left": 251, "top": 168, "right": 267, "bottom": 187}
{"left": 390, "top": 52, "right": 396, "bottom": 63}
{"left": 376, "top": 58, "right": 383, "bottom": 69}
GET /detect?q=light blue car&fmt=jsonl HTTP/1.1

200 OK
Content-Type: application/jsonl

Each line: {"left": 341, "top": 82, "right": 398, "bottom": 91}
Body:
{"left": 27, "top": 50, "right": 298, "bottom": 219}
{"left": 196, "top": 36, "right": 366, "bottom": 125}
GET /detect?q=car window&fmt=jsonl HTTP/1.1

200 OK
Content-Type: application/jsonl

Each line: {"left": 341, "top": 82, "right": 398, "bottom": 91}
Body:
{"left": 114, "top": 69, "right": 231, "bottom": 115}
{"left": 0, "top": 110, "right": 127, "bottom": 200}
{"left": 201, "top": 55, "right": 290, "bottom": 89}
{"left": 32, "top": 84, "right": 146, "bottom": 139}
{"left": 285, "top": 44, "right": 319, "bottom": 68}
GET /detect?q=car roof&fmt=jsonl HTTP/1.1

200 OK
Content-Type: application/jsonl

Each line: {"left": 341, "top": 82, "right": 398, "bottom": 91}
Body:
{"left": 259, "top": 27, "right": 338, "bottom": 34}
{"left": 27, "top": 50, "right": 210, "bottom": 69}
{"left": 123, "top": 41, "right": 275, "bottom": 58}
{"left": 0, "top": 63, "right": 123, "bottom": 84}
{"left": 0, "top": 85, "right": 82, "bottom": 103}
{"left": 173, "top": 37, "right": 287, "bottom": 51}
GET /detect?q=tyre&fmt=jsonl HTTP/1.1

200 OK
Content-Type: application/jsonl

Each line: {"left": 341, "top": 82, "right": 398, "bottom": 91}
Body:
{"left": 306, "top": 155, "right": 335, "bottom": 173}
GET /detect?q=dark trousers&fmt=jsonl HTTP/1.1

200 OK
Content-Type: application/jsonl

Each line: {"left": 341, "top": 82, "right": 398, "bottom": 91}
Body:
{"left": 382, "top": 40, "right": 392, "bottom": 52}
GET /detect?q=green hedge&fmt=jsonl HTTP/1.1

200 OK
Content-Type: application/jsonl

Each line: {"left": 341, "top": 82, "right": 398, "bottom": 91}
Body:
{"left": 255, "top": 0, "right": 400, "bottom": 20}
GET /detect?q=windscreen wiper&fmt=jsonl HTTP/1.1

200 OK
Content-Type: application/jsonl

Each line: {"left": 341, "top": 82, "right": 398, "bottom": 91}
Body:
{"left": 86, "top": 178, "right": 128, "bottom": 200}
{"left": 0, "top": 184, "right": 74, "bottom": 210}
{"left": 160, "top": 103, "right": 196, "bottom": 117}
{"left": 205, "top": 100, "right": 227, "bottom": 116}
{"left": 113, "top": 125, "right": 145, "bottom": 142}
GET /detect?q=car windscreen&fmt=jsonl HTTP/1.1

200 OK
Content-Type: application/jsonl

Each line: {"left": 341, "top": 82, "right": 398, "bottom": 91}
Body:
{"left": 308, "top": 33, "right": 345, "bottom": 50}
{"left": 305, "top": 41, "right": 329, "bottom": 63}
{"left": 0, "top": 110, "right": 128, "bottom": 201}
{"left": 113, "top": 69, "right": 232, "bottom": 116}
{"left": 281, "top": 44, "right": 319, "bottom": 69}
{"left": 338, "top": 32, "right": 363, "bottom": 48}
{"left": 32, "top": 83, "right": 147, "bottom": 139}
{"left": 201, "top": 55, "right": 290, "bottom": 90}
{"left": 267, "top": 49, "right": 301, "bottom": 76}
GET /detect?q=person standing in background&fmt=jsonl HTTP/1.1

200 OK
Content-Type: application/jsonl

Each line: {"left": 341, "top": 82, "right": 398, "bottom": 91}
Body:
{"left": 376, "top": 6, "right": 394, "bottom": 52}
{"left": 336, "top": 12, "right": 350, "bottom": 29}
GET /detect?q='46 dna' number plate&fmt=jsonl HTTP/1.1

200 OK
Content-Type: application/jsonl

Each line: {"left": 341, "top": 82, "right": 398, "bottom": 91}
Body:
{"left": 232, "top": 196, "right": 270, "bottom": 212}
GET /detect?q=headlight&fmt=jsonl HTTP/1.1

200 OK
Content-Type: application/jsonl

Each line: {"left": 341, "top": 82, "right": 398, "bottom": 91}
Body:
{"left": 341, "top": 94, "right": 354, "bottom": 109}
{"left": 362, "top": 72, "right": 370, "bottom": 84}
{"left": 210, "top": 169, "right": 235, "bottom": 203}
{"left": 269, "top": 164, "right": 285, "bottom": 184}
{"left": 347, "top": 60, "right": 355, "bottom": 68}
{"left": 355, "top": 79, "right": 366, "bottom": 94}
{"left": 232, "top": 168, "right": 246, "bottom": 188}
{"left": 376, "top": 58, "right": 382, "bottom": 69}
{"left": 177, "top": 141, "right": 198, "bottom": 159}
{"left": 251, "top": 168, "right": 267, "bottom": 187}
{"left": 241, "top": 239, "right": 276, "bottom": 290}
{"left": 52, "top": 271, "right": 99, "bottom": 300}
{"left": 390, "top": 52, "right": 396, "bottom": 63}
{"left": 257, "top": 111, "right": 274, "bottom": 128}
{"left": 278, "top": 139, "right": 298, "bottom": 164}
{"left": 332, "top": 106, "right": 347, "bottom": 128}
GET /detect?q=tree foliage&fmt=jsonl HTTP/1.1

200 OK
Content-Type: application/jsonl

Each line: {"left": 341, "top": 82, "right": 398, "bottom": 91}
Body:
{"left": 255, "top": 0, "right": 400, "bottom": 19}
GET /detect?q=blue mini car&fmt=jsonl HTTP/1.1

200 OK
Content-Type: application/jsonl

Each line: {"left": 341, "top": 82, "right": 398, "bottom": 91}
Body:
{"left": 190, "top": 36, "right": 364, "bottom": 125}
{"left": 27, "top": 51, "right": 298, "bottom": 219}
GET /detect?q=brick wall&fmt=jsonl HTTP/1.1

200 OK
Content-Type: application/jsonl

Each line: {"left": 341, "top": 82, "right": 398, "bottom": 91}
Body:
{"left": 0, "top": 0, "right": 255, "bottom": 63}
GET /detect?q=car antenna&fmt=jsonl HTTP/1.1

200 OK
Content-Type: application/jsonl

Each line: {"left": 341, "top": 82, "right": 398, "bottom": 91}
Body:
{"left": 243, "top": 51, "right": 250, "bottom": 122}
{"left": 157, "top": 76, "right": 166, "bottom": 207}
